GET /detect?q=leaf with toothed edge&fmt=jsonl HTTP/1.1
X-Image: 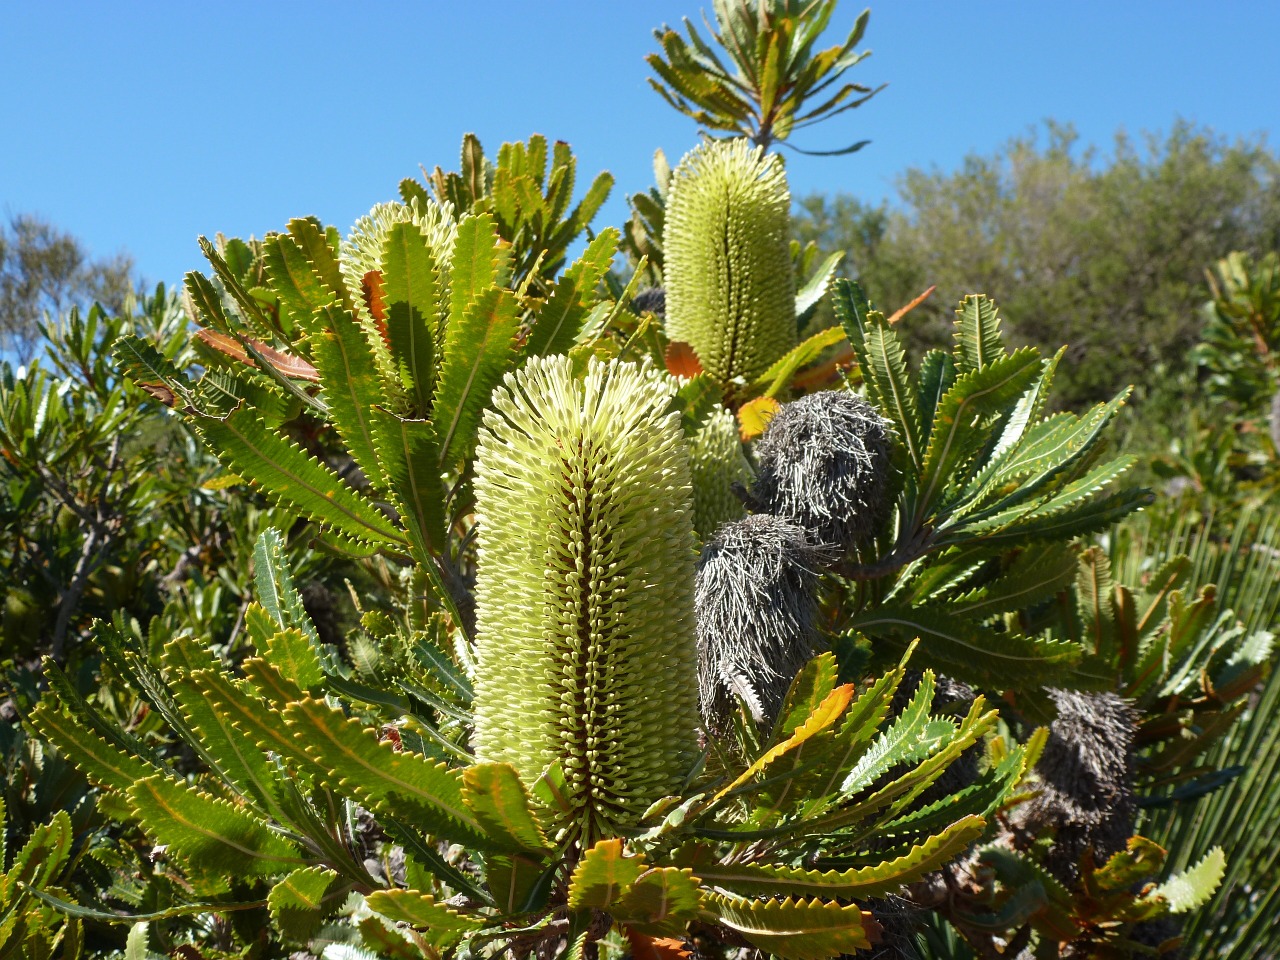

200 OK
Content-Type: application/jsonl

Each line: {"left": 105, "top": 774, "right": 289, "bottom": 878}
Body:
{"left": 125, "top": 775, "right": 304, "bottom": 877}
{"left": 364, "top": 890, "right": 486, "bottom": 949}
{"left": 699, "top": 894, "right": 878, "bottom": 960}
{"left": 279, "top": 697, "right": 495, "bottom": 850}
{"left": 195, "top": 405, "right": 404, "bottom": 546}
{"left": 696, "top": 815, "right": 985, "bottom": 900}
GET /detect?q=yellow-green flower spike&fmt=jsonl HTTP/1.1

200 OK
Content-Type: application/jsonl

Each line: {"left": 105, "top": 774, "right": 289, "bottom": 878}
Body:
{"left": 664, "top": 139, "right": 796, "bottom": 383}
{"left": 472, "top": 356, "right": 701, "bottom": 846}
{"left": 689, "top": 407, "right": 753, "bottom": 542}
{"left": 340, "top": 198, "right": 457, "bottom": 306}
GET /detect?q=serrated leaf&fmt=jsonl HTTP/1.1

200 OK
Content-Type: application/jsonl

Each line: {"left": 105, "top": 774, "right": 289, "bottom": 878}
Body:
{"left": 461, "top": 763, "right": 549, "bottom": 854}
{"left": 701, "top": 895, "right": 876, "bottom": 960}
{"left": 946, "top": 543, "right": 1078, "bottom": 620}
{"left": 364, "top": 890, "right": 485, "bottom": 949}
{"left": 113, "top": 335, "right": 194, "bottom": 406}
{"left": 196, "top": 406, "right": 404, "bottom": 546}
{"left": 714, "top": 686, "right": 854, "bottom": 807}
{"left": 253, "top": 529, "right": 321, "bottom": 648}
{"left": 917, "top": 348, "right": 1043, "bottom": 518}
{"left": 795, "top": 250, "right": 844, "bottom": 319}
{"left": 615, "top": 868, "right": 703, "bottom": 932}
{"left": 841, "top": 672, "right": 936, "bottom": 796}
{"left": 310, "top": 304, "right": 387, "bottom": 487}
{"left": 166, "top": 666, "right": 287, "bottom": 824}
{"left": 433, "top": 286, "right": 522, "bottom": 468}
{"left": 698, "top": 815, "right": 984, "bottom": 900}
{"left": 525, "top": 228, "right": 618, "bottom": 357}
{"left": 381, "top": 221, "right": 442, "bottom": 417}
{"left": 263, "top": 233, "right": 337, "bottom": 335}
{"left": 27, "top": 701, "right": 158, "bottom": 793}
{"left": 126, "top": 775, "right": 303, "bottom": 877}
{"left": 835, "top": 280, "right": 924, "bottom": 471}
{"left": 770, "top": 653, "right": 839, "bottom": 742}
{"left": 750, "top": 325, "right": 847, "bottom": 399}
{"left": 3, "top": 811, "right": 72, "bottom": 897}
{"left": 953, "top": 295, "right": 1005, "bottom": 373}
{"left": 848, "top": 605, "right": 1082, "bottom": 688}
{"left": 268, "top": 866, "right": 338, "bottom": 943}
{"left": 264, "top": 628, "right": 325, "bottom": 692}
{"left": 567, "top": 839, "right": 647, "bottom": 911}
{"left": 369, "top": 409, "right": 447, "bottom": 563}
{"left": 25, "top": 887, "right": 259, "bottom": 922}
{"left": 279, "top": 698, "right": 492, "bottom": 850}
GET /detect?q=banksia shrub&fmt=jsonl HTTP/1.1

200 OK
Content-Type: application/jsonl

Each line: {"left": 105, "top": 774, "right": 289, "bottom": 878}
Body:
{"left": 471, "top": 355, "right": 701, "bottom": 845}
{"left": 695, "top": 513, "right": 828, "bottom": 730}
{"left": 752, "top": 390, "right": 893, "bottom": 550}
{"left": 689, "top": 406, "right": 753, "bottom": 541}
{"left": 664, "top": 139, "right": 796, "bottom": 383}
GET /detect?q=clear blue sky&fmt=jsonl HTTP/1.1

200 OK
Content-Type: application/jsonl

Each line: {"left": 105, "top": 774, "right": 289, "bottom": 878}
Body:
{"left": 4, "top": 2, "right": 1278, "bottom": 291}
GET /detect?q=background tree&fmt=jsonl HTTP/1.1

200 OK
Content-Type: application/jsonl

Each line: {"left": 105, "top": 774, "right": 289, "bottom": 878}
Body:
{"left": 794, "top": 121, "right": 1280, "bottom": 409}
{"left": 0, "top": 213, "right": 138, "bottom": 362}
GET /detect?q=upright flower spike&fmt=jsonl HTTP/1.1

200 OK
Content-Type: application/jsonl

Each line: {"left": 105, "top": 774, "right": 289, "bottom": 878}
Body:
{"left": 689, "top": 406, "right": 753, "bottom": 542}
{"left": 472, "top": 356, "right": 701, "bottom": 846}
{"left": 664, "top": 139, "right": 796, "bottom": 383}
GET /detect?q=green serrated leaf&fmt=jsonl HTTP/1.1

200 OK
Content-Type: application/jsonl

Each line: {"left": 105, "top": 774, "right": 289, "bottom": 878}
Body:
{"left": 701, "top": 894, "right": 874, "bottom": 960}
{"left": 364, "top": 890, "right": 485, "bottom": 949}
{"left": 567, "top": 839, "right": 649, "bottom": 912}
{"left": 311, "top": 304, "right": 387, "bottom": 487}
{"left": 698, "top": 815, "right": 984, "bottom": 900}
{"left": 196, "top": 407, "right": 404, "bottom": 546}
{"left": 268, "top": 866, "right": 338, "bottom": 943}
{"left": 433, "top": 287, "right": 522, "bottom": 468}
{"left": 126, "top": 775, "right": 304, "bottom": 877}
{"left": 280, "top": 698, "right": 492, "bottom": 850}
{"left": 369, "top": 409, "right": 446, "bottom": 563}
{"left": 953, "top": 295, "right": 1005, "bottom": 373}
{"left": 381, "top": 221, "right": 443, "bottom": 417}
{"left": 525, "top": 228, "right": 618, "bottom": 357}
{"left": 462, "top": 764, "right": 550, "bottom": 854}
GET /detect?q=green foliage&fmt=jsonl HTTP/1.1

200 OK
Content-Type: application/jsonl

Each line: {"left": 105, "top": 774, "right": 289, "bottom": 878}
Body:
{"left": 418, "top": 133, "right": 614, "bottom": 293}
{"left": 794, "top": 122, "right": 1280, "bottom": 409}
{"left": 831, "top": 280, "right": 1148, "bottom": 689}
{"left": 647, "top": 0, "right": 882, "bottom": 154}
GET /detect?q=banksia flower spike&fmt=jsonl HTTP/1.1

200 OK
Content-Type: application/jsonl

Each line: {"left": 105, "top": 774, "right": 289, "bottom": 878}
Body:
{"left": 340, "top": 197, "right": 457, "bottom": 301}
{"left": 695, "top": 513, "right": 829, "bottom": 731}
{"left": 472, "top": 355, "right": 701, "bottom": 846}
{"left": 752, "top": 390, "right": 893, "bottom": 551}
{"left": 689, "top": 406, "right": 753, "bottom": 542}
{"left": 664, "top": 139, "right": 796, "bottom": 383}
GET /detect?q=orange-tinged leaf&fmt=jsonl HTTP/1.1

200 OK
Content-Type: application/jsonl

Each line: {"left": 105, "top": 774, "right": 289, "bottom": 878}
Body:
{"left": 716, "top": 685, "right": 854, "bottom": 801}
{"left": 362, "top": 270, "right": 388, "bottom": 322}
{"left": 665, "top": 341, "right": 703, "bottom": 378}
{"left": 737, "top": 395, "right": 780, "bottom": 440}
{"left": 195, "top": 329, "right": 319, "bottom": 381}
{"left": 624, "top": 929, "right": 691, "bottom": 960}
{"left": 886, "top": 285, "right": 935, "bottom": 325}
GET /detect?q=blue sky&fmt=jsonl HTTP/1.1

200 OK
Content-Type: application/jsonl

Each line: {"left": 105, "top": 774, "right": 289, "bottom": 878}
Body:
{"left": 3, "top": 2, "right": 1278, "bottom": 290}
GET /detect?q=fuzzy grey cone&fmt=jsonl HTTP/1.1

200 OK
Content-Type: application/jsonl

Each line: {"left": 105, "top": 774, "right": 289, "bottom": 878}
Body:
{"left": 695, "top": 514, "right": 829, "bottom": 732}
{"left": 751, "top": 390, "right": 893, "bottom": 551}
{"left": 1019, "top": 689, "right": 1139, "bottom": 883}
{"left": 631, "top": 286, "right": 666, "bottom": 319}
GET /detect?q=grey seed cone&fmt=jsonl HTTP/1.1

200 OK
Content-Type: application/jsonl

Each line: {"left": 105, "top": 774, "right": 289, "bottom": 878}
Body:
{"left": 631, "top": 286, "right": 666, "bottom": 319}
{"left": 1020, "top": 689, "right": 1139, "bottom": 883}
{"left": 752, "top": 390, "right": 893, "bottom": 551}
{"left": 695, "top": 514, "right": 830, "bottom": 732}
